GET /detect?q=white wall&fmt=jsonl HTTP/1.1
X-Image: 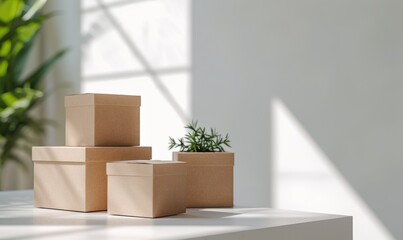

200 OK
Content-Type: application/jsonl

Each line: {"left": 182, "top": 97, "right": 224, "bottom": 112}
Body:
{"left": 192, "top": 0, "right": 403, "bottom": 239}
{"left": 81, "top": 0, "right": 191, "bottom": 160}
{"left": 42, "top": 0, "right": 81, "bottom": 146}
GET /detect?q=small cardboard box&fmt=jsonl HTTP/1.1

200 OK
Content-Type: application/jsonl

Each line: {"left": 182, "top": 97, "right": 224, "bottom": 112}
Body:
{"left": 32, "top": 146, "right": 152, "bottom": 212}
{"left": 173, "top": 152, "right": 234, "bottom": 208}
{"left": 107, "top": 160, "right": 187, "bottom": 218}
{"left": 65, "top": 93, "right": 141, "bottom": 146}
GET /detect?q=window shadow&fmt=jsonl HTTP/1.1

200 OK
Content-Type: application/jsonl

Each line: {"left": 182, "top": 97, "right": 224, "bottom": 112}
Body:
{"left": 93, "top": 0, "right": 190, "bottom": 122}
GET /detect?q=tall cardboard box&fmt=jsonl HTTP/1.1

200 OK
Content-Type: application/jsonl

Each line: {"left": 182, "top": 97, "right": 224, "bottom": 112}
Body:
{"left": 107, "top": 160, "right": 187, "bottom": 218}
{"left": 65, "top": 93, "right": 141, "bottom": 146}
{"left": 32, "top": 146, "right": 152, "bottom": 212}
{"left": 173, "top": 152, "right": 234, "bottom": 208}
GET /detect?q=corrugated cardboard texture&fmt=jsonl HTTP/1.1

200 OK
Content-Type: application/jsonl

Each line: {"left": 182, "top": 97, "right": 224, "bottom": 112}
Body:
{"left": 107, "top": 161, "right": 187, "bottom": 218}
{"left": 173, "top": 152, "right": 234, "bottom": 208}
{"left": 34, "top": 162, "right": 86, "bottom": 211}
{"left": 32, "top": 146, "right": 152, "bottom": 212}
{"left": 65, "top": 93, "right": 140, "bottom": 146}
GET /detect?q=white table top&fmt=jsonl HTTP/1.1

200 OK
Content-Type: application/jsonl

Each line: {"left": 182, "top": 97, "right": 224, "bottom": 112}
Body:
{"left": 0, "top": 190, "right": 351, "bottom": 240}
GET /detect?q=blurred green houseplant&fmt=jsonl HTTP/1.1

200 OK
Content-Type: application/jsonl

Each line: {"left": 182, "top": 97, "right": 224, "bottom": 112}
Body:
{"left": 0, "top": 0, "right": 66, "bottom": 189}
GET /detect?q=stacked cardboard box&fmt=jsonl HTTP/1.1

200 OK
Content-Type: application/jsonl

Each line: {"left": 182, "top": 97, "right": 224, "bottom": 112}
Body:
{"left": 32, "top": 93, "right": 233, "bottom": 217}
{"left": 32, "top": 94, "right": 152, "bottom": 212}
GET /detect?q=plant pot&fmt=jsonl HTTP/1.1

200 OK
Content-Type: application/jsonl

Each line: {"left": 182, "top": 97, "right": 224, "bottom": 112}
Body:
{"left": 173, "top": 152, "right": 234, "bottom": 208}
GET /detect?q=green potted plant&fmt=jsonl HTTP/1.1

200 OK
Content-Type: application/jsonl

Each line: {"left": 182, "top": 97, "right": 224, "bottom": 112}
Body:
{"left": 0, "top": 0, "right": 67, "bottom": 189}
{"left": 169, "top": 121, "right": 234, "bottom": 207}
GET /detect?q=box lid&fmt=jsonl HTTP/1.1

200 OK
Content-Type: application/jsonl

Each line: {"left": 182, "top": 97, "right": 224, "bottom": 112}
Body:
{"left": 107, "top": 160, "right": 187, "bottom": 176}
{"left": 32, "top": 146, "right": 152, "bottom": 163}
{"left": 172, "top": 152, "right": 234, "bottom": 166}
{"left": 65, "top": 93, "right": 141, "bottom": 107}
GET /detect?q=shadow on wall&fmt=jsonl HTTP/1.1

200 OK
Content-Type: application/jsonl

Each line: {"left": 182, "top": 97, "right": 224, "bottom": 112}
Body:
{"left": 80, "top": 0, "right": 192, "bottom": 160}
{"left": 272, "top": 98, "right": 394, "bottom": 240}
{"left": 191, "top": 0, "right": 403, "bottom": 239}
{"left": 92, "top": 0, "right": 189, "bottom": 122}
{"left": 270, "top": 69, "right": 403, "bottom": 240}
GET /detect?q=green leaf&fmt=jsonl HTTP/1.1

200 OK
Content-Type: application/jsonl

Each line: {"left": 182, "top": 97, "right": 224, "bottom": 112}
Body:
{"left": 0, "top": 39, "right": 10, "bottom": 56}
{"left": 0, "top": 26, "right": 7, "bottom": 41}
{"left": 0, "top": 88, "right": 43, "bottom": 119}
{"left": 0, "top": 0, "right": 24, "bottom": 22}
{"left": 1, "top": 91, "right": 19, "bottom": 106}
{"left": 0, "top": 60, "right": 7, "bottom": 76}
{"left": 0, "top": 15, "right": 46, "bottom": 48}
{"left": 16, "top": 21, "right": 40, "bottom": 42}
{"left": 20, "top": 48, "right": 68, "bottom": 88}
{"left": 9, "top": 33, "right": 37, "bottom": 81}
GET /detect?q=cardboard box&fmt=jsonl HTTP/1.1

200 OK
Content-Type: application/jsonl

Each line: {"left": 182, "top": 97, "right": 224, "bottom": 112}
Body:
{"left": 65, "top": 93, "right": 141, "bottom": 146}
{"left": 32, "top": 146, "right": 152, "bottom": 212}
{"left": 107, "top": 160, "right": 187, "bottom": 218}
{"left": 173, "top": 152, "right": 234, "bottom": 208}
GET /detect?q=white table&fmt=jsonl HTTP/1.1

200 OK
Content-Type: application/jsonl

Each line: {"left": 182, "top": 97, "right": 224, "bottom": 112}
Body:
{"left": 0, "top": 190, "right": 352, "bottom": 240}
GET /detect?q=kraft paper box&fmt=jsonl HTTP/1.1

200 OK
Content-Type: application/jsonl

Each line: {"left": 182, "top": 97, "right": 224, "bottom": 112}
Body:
{"left": 32, "top": 146, "right": 152, "bottom": 212}
{"left": 65, "top": 93, "right": 141, "bottom": 146}
{"left": 107, "top": 160, "right": 187, "bottom": 218}
{"left": 173, "top": 152, "right": 234, "bottom": 208}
